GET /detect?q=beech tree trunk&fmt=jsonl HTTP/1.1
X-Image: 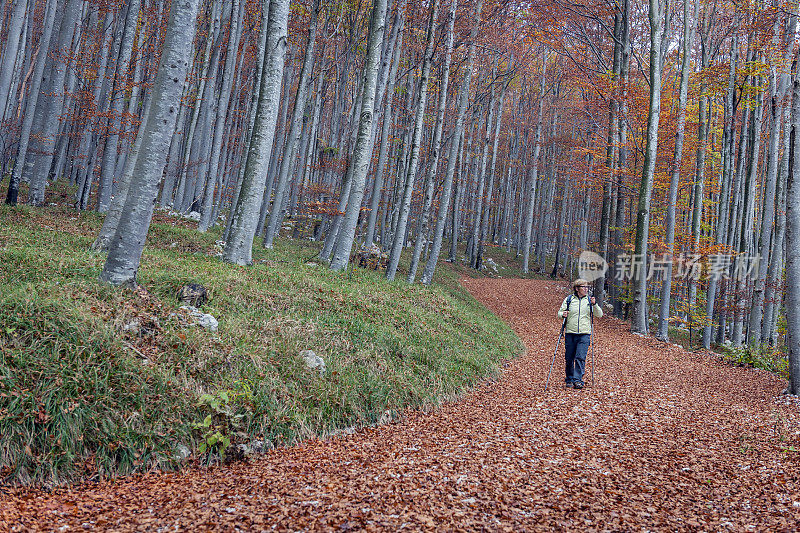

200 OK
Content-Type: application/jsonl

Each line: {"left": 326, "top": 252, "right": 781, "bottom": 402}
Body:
{"left": 0, "top": 0, "right": 28, "bottom": 122}
{"left": 329, "top": 0, "right": 389, "bottom": 271}
{"left": 631, "top": 0, "right": 667, "bottom": 335}
{"left": 99, "top": 0, "right": 201, "bottom": 286}
{"left": 223, "top": 0, "right": 290, "bottom": 266}
{"left": 749, "top": 8, "right": 796, "bottom": 346}
{"left": 198, "top": 0, "right": 244, "bottom": 232}
{"left": 5, "top": 0, "right": 58, "bottom": 206}
{"left": 522, "top": 55, "right": 547, "bottom": 274}
{"left": 785, "top": 71, "right": 800, "bottom": 395}
{"left": 384, "top": 0, "right": 437, "bottom": 279}
{"left": 657, "top": 0, "right": 696, "bottom": 342}
{"left": 406, "top": 0, "right": 455, "bottom": 282}
{"left": 420, "top": 0, "right": 484, "bottom": 285}
{"left": 363, "top": 9, "right": 404, "bottom": 249}
{"left": 25, "top": 0, "right": 84, "bottom": 205}
{"left": 97, "top": 0, "right": 142, "bottom": 212}
{"left": 262, "top": 0, "right": 321, "bottom": 246}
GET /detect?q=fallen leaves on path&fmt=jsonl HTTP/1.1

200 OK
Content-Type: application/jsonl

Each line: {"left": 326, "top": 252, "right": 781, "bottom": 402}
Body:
{"left": 2, "top": 279, "right": 799, "bottom": 531}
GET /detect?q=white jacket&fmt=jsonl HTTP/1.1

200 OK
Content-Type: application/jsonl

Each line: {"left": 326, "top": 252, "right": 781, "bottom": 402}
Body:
{"left": 557, "top": 295, "right": 602, "bottom": 334}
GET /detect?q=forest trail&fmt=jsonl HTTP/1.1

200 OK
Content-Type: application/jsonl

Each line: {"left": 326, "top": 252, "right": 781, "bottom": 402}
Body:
{"left": 2, "top": 279, "right": 799, "bottom": 531}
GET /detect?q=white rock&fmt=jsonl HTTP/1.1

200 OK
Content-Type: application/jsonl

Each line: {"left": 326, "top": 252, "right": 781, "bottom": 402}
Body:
{"left": 186, "top": 211, "right": 201, "bottom": 221}
{"left": 196, "top": 313, "right": 219, "bottom": 331}
{"left": 300, "top": 349, "right": 326, "bottom": 375}
{"left": 173, "top": 444, "right": 191, "bottom": 461}
{"left": 123, "top": 319, "right": 141, "bottom": 332}
{"left": 178, "top": 305, "right": 219, "bottom": 331}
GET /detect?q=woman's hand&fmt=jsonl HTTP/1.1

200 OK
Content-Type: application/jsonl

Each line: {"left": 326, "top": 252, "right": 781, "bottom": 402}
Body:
{"left": 562, "top": 311, "right": 569, "bottom": 318}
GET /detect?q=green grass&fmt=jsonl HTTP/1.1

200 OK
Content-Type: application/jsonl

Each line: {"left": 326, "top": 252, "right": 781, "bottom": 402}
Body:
{"left": 0, "top": 203, "right": 522, "bottom": 486}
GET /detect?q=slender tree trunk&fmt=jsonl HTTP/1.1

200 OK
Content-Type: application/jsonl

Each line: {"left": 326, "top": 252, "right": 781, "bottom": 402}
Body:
{"left": 550, "top": 183, "right": 569, "bottom": 278}
{"left": 198, "top": 0, "right": 243, "bottom": 232}
{"left": 448, "top": 136, "right": 464, "bottom": 263}
{"left": 75, "top": 8, "right": 114, "bottom": 210}
{"left": 383, "top": 0, "right": 437, "bottom": 279}
{"left": 98, "top": 0, "right": 201, "bottom": 286}
{"left": 749, "top": 9, "right": 796, "bottom": 346}
{"left": 596, "top": 10, "right": 623, "bottom": 303}
{"left": 223, "top": 0, "right": 290, "bottom": 265}
{"left": 476, "top": 80, "right": 507, "bottom": 271}
{"left": 406, "top": 2, "right": 456, "bottom": 281}
{"left": 468, "top": 86, "right": 495, "bottom": 270}
{"left": 0, "top": 0, "right": 27, "bottom": 122}
{"left": 97, "top": 0, "right": 142, "bottom": 212}
{"left": 658, "top": 0, "right": 697, "bottom": 342}
{"left": 733, "top": 62, "right": 764, "bottom": 347}
{"left": 5, "top": 0, "right": 57, "bottom": 206}
{"left": 262, "top": 0, "right": 321, "bottom": 246}
{"left": 785, "top": 70, "right": 800, "bottom": 395}
{"left": 330, "top": 0, "right": 389, "bottom": 271}
{"left": 522, "top": 54, "right": 547, "bottom": 273}
{"left": 25, "top": 0, "right": 83, "bottom": 205}
{"left": 631, "top": 0, "right": 667, "bottom": 334}
{"left": 421, "top": 0, "right": 485, "bottom": 285}
{"left": 703, "top": 35, "right": 740, "bottom": 349}
{"left": 363, "top": 18, "right": 404, "bottom": 248}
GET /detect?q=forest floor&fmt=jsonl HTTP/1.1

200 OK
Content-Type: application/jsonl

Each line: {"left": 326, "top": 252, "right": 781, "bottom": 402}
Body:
{"left": 2, "top": 278, "right": 800, "bottom": 531}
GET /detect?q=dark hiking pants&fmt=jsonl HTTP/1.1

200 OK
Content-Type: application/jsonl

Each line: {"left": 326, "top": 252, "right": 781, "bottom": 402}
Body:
{"left": 565, "top": 333, "right": 590, "bottom": 385}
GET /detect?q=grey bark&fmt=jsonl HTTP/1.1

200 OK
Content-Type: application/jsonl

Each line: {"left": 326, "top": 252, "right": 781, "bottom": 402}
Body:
{"left": 5, "top": 0, "right": 57, "bottom": 206}
{"left": 25, "top": 0, "right": 83, "bottom": 205}
{"left": 657, "top": 0, "right": 697, "bottom": 342}
{"left": 749, "top": 8, "right": 796, "bottom": 346}
{"left": 384, "top": 0, "right": 441, "bottom": 278}
{"left": 173, "top": 6, "right": 220, "bottom": 213}
{"left": 522, "top": 57, "right": 547, "bottom": 274}
{"left": 262, "top": 0, "right": 321, "bottom": 246}
{"left": 330, "top": 0, "right": 389, "bottom": 271}
{"left": 785, "top": 70, "right": 800, "bottom": 395}
{"left": 0, "top": 0, "right": 28, "bottom": 121}
{"left": 97, "top": 0, "right": 142, "bottom": 212}
{"left": 733, "top": 61, "right": 764, "bottom": 347}
{"left": 364, "top": 2, "right": 405, "bottom": 248}
{"left": 420, "top": 0, "right": 483, "bottom": 285}
{"left": 224, "top": 0, "right": 290, "bottom": 265}
{"left": 99, "top": 0, "right": 201, "bottom": 286}
{"left": 631, "top": 0, "right": 667, "bottom": 334}
{"left": 702, "top": 33, "right": 738, "bottom": 349}
{"left": 75, "top": 7, "right": 115, "bottom": 210}
{"left": 199, "top": 0, "right": 244, "bottom": 232}
{"left": 596, "top": 9, "right": 623, "bottom": 303}
{"left": 406, "top": 1, "right": 456, "bottom": 282}
{"left": 475, "top": 80, "right": 506, "bottom": 271}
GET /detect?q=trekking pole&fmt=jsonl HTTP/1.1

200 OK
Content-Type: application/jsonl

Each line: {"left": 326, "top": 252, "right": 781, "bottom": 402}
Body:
{"left": 545, "top": 317, "right": 567, "bottom": 391}
{"left": 589, "top": 293, "right": 596, "bottom": 386}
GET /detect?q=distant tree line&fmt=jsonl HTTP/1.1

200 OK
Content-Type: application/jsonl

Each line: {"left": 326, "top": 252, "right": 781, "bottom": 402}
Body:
{"left": 1, "top": 0, "right": 799, "bottom": 392}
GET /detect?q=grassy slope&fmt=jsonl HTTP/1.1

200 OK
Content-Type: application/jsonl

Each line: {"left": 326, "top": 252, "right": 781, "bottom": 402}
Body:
{"left": 0, "top": 204, "right": 523, "bottom": 485}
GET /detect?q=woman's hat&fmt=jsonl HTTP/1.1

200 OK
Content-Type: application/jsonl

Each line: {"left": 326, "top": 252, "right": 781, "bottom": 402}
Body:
{"left": 572, "top": 278, "right": 589, "bottom": 289}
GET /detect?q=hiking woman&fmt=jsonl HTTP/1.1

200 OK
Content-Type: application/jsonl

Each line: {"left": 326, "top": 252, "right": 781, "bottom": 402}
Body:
{"left": 557, "top": 278, "right": 603, "bottom": 389}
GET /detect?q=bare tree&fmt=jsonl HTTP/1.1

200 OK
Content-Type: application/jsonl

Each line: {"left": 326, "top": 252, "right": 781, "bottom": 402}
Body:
{"left": 329, "top": 0, "right": 389, "bottom": 271}
{"left": 223, "top": 0, "right": 291, "bottom": 265}
{"left": 631, "top": 0, "right": 669, "bottom": 334}
{"left": 99, "top": 0, "right": 202, "bottom": 286}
